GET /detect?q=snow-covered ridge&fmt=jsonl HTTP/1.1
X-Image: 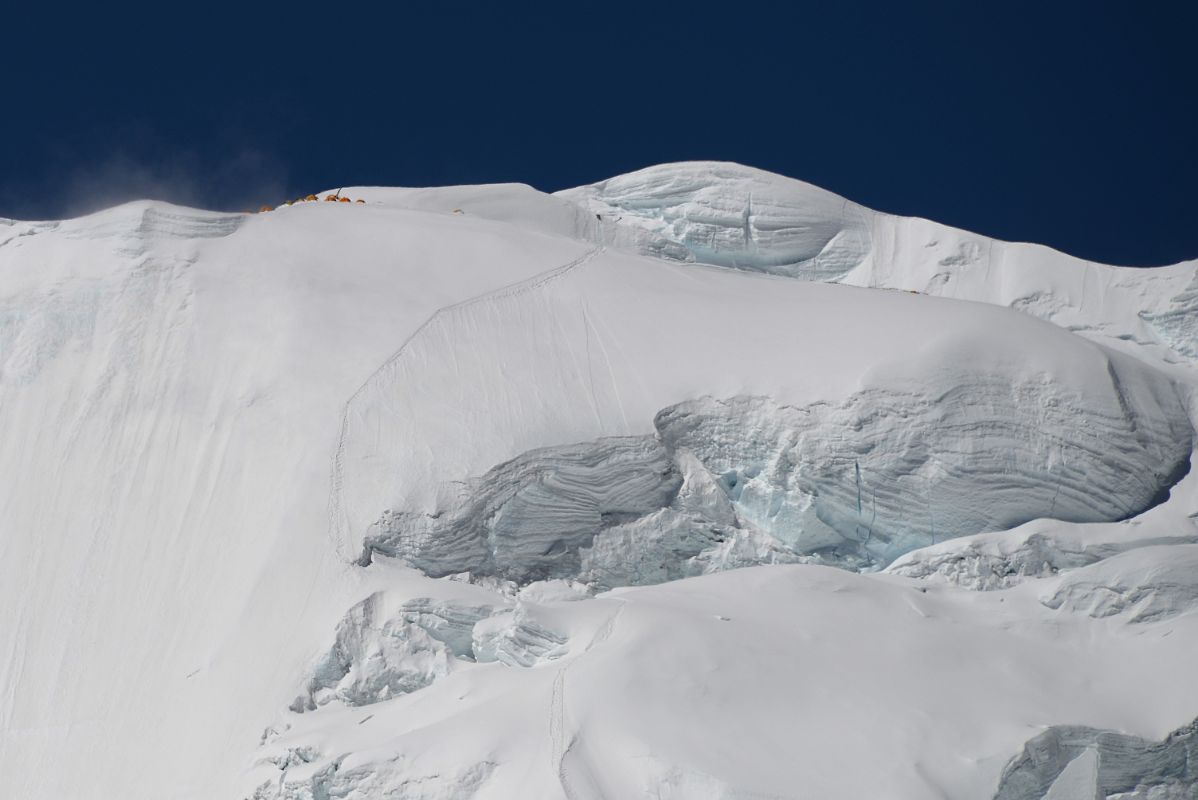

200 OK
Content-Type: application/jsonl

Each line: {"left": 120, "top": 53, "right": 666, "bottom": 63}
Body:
{"left": 554, "top": 161, "right": 1198, "bottom": 365}
{"left": 360, "top": 382, "right": 1190, "bottom": 583}
{"left": 352, "top": 161, "right": 1198, "bottom": 363}
{"left": 1, "top": 162, "right": 1196, "bottom": 800}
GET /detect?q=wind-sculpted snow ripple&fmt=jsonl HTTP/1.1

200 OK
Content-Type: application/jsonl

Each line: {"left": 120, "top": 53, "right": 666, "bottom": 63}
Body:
{"left": 359, "top": 377, "right": 1192, "bottom": 584}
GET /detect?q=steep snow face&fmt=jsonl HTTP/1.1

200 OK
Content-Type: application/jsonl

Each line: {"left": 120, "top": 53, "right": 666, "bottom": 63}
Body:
{"left": 557, "top": 161, "right": 874, "bottom": 279}
{"left": 2, "top": 162, "right": 1197, "bottom": 800}
{"left": 0, "top": 198, "right": 592, "bottom": 800}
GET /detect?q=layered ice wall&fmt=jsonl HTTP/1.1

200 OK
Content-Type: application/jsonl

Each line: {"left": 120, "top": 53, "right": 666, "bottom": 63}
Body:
{"left": 3, "top": 162, "right": 1198, "bottom": 800}
{"left": 557, "top": 161, "right": 874, "bottom": 279}
{"left": 993, "top": 716, "right": 1198, "bottom": 800}
{"left": 339, "top": 245, "right": 1192, "bottom": 581}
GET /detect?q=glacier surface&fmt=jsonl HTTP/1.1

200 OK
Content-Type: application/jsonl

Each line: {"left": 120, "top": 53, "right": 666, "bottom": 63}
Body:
{"left": 1, "top": 162, "right": 1196, "bottom": 800}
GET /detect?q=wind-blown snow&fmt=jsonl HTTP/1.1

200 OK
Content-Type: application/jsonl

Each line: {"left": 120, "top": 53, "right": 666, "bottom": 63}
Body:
{"left": 1, "top": 162, "right": 1196, "bottom": 800}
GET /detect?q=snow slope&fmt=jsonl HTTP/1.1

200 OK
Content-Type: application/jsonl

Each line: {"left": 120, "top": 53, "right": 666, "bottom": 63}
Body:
{"left": 0, "top": 163, "right": 1195, "bottom": 800}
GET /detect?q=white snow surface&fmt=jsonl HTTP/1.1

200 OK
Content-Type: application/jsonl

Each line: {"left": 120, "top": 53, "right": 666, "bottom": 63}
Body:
{"left": 0, "top": 162, "right": 1196, "bottom": 800}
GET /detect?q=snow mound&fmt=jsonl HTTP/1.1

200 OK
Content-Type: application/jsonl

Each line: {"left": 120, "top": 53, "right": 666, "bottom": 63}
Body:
{"left": 558, "top": 161, "right": 873, "bottom": 279}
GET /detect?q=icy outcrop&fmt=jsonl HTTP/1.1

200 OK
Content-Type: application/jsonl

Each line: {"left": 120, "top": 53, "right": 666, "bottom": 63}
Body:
{"left": 362, "top": 436, "right": 683, "bottom": 581}
{"left": 1041, "top": 545, "right": 1198, "bottom": 623}
{"left": 8, "top": 162, "right": 1198, "bottom": 800}
{"left": 887, "top": 532, "right": 1192, "bottom": 591}
{"left": 290, "top": 587, "right": 571, "bottom": 716}
{"left": 558, "top": 162, "right": 1198, "bottom": 366}
{"left": 558, "top": 161, "right": 873, "bottom": 280}
{"left": 656, "top": 391, "right": 1190, "bottom": 566}
{"left": 397, "top": 597, "right": 497, "bottom": 659}
{"left": 1041, "top": 747, "right": 1101, "bottom": 800}
{"left": 517, "top": 578, "right": 592, "bottom": 603}
{"left": 579, "top": 448, "right": 812, "bottom": 587}
{"left": 472, "top": 604, "right": 569, "bottom": 667}
{"left": 291, "top": 593, "right": 452, "bottom": 710}
{"left": 992, "top": 717, "right": 1198, "bottom": 800}
{"left": 361, "top": 378, "right": 1191, "bottom": 583}
{"left": 252, "top": 757, "right": 497, "bottom": 800}
{"left": 1141, "top": 272, "right": 1198, "bottom": 360}
{"left": 886, "top": 497, "right": 1198, "bottom": 591}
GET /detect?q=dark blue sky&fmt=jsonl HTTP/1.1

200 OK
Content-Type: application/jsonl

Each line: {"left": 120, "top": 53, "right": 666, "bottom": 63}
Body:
{"left": 3, "top": 2, "right": 1194, "bottom": 265}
